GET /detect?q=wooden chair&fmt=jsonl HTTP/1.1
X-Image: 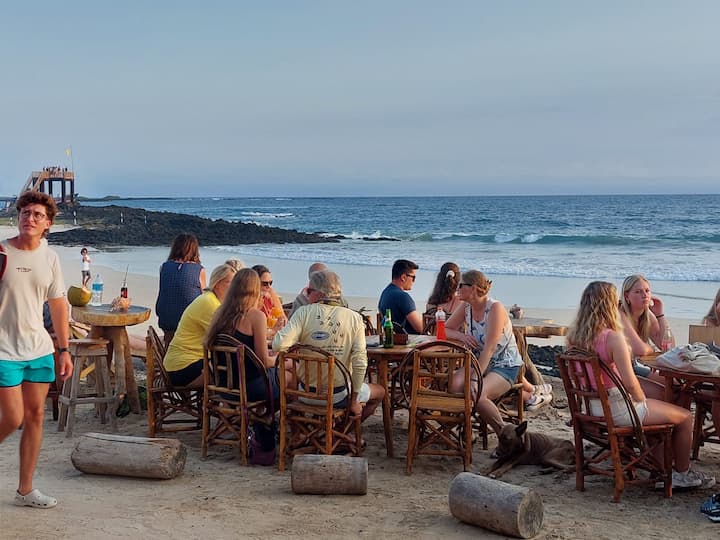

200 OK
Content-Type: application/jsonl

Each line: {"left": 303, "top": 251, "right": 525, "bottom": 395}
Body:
{"left": 688, "top": 324, "right": 720, "bottom": 345}
{"left": 474, "top": 363, "right": 526, "bottom": 450}
{"left": 422, "top": 311, "right": 436, "bottom": 336}
{"left": 404, "top": 341, "right": 481, "bottom": 474}
{"left": 277, "top": 344, "right": 362, "bottom": 471}
{"left": 146, "top": 326, "right": 202, "bottom": 437}
{"left": 686, "top": 324, "right": 720, "bottom": 459}
{"left": 556, "top": 347, "right": 674, "bottom": 502}
{"left": 201, "top": 334, "right": 275, "bottom": 465}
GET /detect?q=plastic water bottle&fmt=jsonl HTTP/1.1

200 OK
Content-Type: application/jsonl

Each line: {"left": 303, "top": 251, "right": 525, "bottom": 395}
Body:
{"left": 90, "top": 273, "right": 104, "bottom": 306}
{"left": 435, "top": 307, "right": 447, "bottom": 340}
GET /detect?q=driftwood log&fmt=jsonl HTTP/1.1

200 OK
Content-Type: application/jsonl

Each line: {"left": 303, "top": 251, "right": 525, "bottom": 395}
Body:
{"left": 71, "top": 432, "right": 186, "bottom": 479}
{"left": 448, "top": 472, "right": 544, "bottom": 539}
{"left": 291, "top": 455, "right": 368, "bottom": 495}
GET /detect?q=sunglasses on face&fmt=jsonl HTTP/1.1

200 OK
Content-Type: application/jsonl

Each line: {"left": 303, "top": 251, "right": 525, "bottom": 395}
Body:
{"left": 405, "top": 273, "right": 416, "bottom": 281}
{"left": 261, "top": 280, "right": 273, "bottom": 287}
{"left": 458, "top": 283, "right": 472, "bottom": 289}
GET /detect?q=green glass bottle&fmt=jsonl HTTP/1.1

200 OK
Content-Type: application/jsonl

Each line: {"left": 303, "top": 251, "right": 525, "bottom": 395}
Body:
{"left": 383, "top": 308, "right": 394, "bottom": 348}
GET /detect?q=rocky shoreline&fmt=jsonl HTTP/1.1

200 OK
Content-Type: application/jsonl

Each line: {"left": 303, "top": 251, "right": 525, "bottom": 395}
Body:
{"left": 528, "top": 344, "right": 564, "bottom": 378}
{"left": 47, "top": 204, "right": 335, "bottom": 247}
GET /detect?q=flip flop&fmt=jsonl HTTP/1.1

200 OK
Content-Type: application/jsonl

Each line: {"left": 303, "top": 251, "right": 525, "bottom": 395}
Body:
{"left": 14, "top": 489, "right": 57, "bottom": 509}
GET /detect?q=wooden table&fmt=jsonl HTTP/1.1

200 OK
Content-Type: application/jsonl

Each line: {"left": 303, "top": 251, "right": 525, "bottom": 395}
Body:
{"left": 72, "top": 305, "right": 151, "bottom": 414}
{"left": 511, "top": 317, "right": 567, "bottom": 385}
{"left": 366, "top": 335, "right": 434, "bottom": 457}
{"left": 643, "top": 356, "right": 720, "bottom": 457}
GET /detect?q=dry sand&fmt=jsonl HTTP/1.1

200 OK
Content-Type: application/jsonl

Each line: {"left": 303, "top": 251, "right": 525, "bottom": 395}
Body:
{"left": 1, "top": 379, "right": 718, "bottom": 539}
{"left": 1, "top": 226, "right": 717, "bottom": 538}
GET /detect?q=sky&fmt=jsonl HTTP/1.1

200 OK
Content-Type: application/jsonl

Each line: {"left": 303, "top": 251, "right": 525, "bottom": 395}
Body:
{"left": 1, "top": 1, "right": 719, "bottom": 197}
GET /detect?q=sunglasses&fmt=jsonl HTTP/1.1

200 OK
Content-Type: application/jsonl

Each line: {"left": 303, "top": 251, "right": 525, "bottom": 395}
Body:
{"left": 261, "top": 280, "right": 273, "bottom": 286}
{"left": 458, "top": 283, "right": 472, "bottom": 289}
{"left": 405, "top": 274, "right": 417, "bottom": 281}
{"left": 20, "top": 210, "right": 48, "bottom": 221}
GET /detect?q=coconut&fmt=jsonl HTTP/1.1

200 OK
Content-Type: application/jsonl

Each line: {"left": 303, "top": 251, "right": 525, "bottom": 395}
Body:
{"left": 68, "top": 286, "right": 92, "bottom": 306}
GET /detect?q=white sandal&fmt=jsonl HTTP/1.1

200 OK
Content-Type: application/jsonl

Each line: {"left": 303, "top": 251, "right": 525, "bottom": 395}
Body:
{"left": 14, "top": 489, "right": 57, "bottom": 508}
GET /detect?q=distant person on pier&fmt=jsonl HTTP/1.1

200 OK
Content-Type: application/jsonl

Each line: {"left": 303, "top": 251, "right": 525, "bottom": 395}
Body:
{"left": 155, "top": 233, "right": 206, "bottom": 348}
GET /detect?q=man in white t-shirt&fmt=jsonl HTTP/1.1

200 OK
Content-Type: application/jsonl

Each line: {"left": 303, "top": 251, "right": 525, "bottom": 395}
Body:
{"left": 0, "top": 191, "right": 73, "bottom": 509}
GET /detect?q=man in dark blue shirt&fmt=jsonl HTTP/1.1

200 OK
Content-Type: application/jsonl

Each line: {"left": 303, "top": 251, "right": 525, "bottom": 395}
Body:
{"left": 378, "top": 259, "right": 423, "bottom": 334}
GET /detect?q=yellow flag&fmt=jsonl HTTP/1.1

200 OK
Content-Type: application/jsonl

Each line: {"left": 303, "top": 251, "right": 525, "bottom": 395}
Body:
{"left": 65, "top": 148, "right": 71, "bottom": 157}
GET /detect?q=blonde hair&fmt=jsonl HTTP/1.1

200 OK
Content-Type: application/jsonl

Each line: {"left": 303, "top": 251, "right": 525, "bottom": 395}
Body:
{"left": 461, "top": 270, "right": 492, "bottom": 297}
{"left": 204, "top": 268, "right": 260, "bottom": 348}
{"left": 619, "top": 274, "right": 652, "bottom": 340}
{"left": 207, "top": 259, "right": 243, "bottom": 292}
{"left": 567, "top": 281, "right": 623, "bottom": 350}
{"left": 703, "top": 288, "right": 720, "bottom": 327}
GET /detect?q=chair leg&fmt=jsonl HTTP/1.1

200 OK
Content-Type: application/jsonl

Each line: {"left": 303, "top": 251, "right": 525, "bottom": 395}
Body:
{"left": 201, "top": 402, "right": 210, "bottom": 459}
{"left": 240, "top": 413, "right": 249, "bottom": 466}
{"left": 610, "top": 439, "right": 624, "bottom": 503}
{"left": 574, "top": 430, "right": 585, "bottom": 493}
{"left": 278, "top": 409, "right": 287, "bottom": 471}
{"left": 691, "top": 404, "right": 705, "bottom": 460}
{"left": 463, "top": 415, "right": 472, "bottom": 471}
{"left": 663, "top": 432, "right": 673, "bottom": 498}
{"left": 57, "top": 367, "right": 74, "bottom": 432}
{"left": 406, "top": 408, "right": 417, "bottom": 475}
{"left": 65, "top": 355, "right": 85, "bottom": 438}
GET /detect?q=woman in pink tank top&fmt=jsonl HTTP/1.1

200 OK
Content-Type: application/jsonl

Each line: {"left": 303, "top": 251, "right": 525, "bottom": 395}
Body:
{"left": 566, "top": 281, "right": 714, "bottom": 490}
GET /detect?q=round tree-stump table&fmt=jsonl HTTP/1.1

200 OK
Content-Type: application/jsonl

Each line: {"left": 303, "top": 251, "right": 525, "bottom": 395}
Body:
{"left": 72, "top": 305, "right": 151, "bottom": 414}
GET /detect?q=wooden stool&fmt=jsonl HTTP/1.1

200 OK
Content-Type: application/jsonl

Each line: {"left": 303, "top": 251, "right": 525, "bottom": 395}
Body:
{"left": 58, "top": 338, "right": 118, "bottom": 437}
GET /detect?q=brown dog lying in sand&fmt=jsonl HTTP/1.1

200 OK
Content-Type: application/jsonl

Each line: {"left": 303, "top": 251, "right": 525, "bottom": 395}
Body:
{"left": 488, "top": 421, "right": 575, "bottom": 479}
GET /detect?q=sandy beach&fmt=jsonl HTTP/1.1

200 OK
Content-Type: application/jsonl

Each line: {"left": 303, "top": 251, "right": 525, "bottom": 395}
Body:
{"left": 1, "top": 225, "right": 718, "bottom": 538}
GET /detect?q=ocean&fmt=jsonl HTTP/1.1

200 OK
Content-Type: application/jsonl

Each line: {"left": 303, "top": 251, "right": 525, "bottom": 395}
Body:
{"left": 81, "top": 194, "right": 720, "bottom": 317}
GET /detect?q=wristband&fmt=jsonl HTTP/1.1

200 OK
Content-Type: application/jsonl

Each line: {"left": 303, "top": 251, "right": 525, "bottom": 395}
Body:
{"left": 656, "top": 314, "right": 665, "bottom": 319}
{"left": 58, "top": 347, "right": 70, "bottom": 354}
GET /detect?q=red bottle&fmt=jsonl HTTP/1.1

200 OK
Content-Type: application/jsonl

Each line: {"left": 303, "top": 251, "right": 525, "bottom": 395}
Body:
{"left": 435, "top": 308, "right": 447, "bottom": 340}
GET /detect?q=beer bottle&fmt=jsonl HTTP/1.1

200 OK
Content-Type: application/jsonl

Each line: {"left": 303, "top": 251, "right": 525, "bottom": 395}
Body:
{"left": 383, "top": 308, "right": 394, "bottom": 348}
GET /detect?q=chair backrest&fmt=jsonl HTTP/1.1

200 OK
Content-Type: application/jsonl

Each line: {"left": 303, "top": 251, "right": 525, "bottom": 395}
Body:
{"left": 147, "top": 326, "right": 170, "bottom": 388}
{"left": 399, "top": 341, "right": 481, "bottom": 406}
{"left": 556, "top": 347, "right": 647, "bottom": 446}
{"left": 277, "top": 344, "right": 352, "bottom": 409}
{"left": 422, "top": 311, "right": 436, "bottom": 336}
{"left": 204, "top": 334, "right": 268, "bottom": 404}
{"left": 409, "top": 341, "right": 479, "bottom": 404}
{"left": 688, "top": 324, "right": 720, "bottom": 345}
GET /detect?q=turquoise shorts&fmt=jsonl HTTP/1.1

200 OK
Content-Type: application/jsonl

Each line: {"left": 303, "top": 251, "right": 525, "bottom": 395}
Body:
{"left": 0, "top": 354, "right": 55, "bottom": 387}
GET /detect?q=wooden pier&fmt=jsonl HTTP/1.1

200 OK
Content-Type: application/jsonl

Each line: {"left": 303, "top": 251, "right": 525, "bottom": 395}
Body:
{"left": 18, "top": 167, "right": 76, "bottom": 207}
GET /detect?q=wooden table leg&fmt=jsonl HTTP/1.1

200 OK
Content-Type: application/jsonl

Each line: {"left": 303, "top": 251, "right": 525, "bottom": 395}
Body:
{"left": 101, "top": 327, "right": 141, "bottom": 414}
{"left": 513, "top": 330, "right": 545, "bottom": 386}
{"left": 376, "top": 360, "right": 394, "bottom": 457}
